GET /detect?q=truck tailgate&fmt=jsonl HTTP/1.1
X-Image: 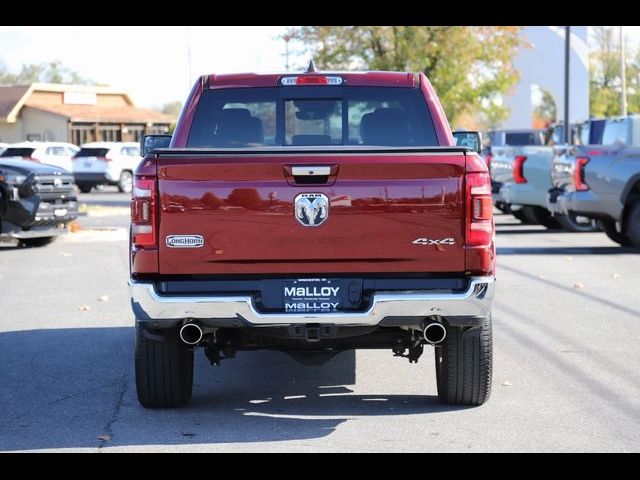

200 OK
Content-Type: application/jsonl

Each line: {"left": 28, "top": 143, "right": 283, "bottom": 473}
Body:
{"left": 157, "top": 153, "right": 465, "bottom": 275}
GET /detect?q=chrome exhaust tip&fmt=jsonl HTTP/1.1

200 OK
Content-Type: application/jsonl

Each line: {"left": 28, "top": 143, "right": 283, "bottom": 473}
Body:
{"left": 179, "top": 322, "right": 203, "bottom": 345}
{"left": 423, "top": 322, "right": 447, "bottom": 345}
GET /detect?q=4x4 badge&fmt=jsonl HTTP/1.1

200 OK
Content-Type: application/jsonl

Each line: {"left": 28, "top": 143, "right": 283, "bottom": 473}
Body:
{"left": 412, "top": 238, "right": 456, "bottom": 246}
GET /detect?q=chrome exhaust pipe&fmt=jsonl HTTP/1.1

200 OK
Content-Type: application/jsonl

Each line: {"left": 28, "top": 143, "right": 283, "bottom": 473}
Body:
{"left": 179, "top": 322, "right": 203, "bottom": 345}
{"left": 423, "top": 322, "right": 447, "bottom": 345}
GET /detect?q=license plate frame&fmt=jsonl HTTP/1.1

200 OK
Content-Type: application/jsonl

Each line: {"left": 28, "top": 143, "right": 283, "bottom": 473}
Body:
{"left": 283, "top": 278, "right": 342, "bottom": 313}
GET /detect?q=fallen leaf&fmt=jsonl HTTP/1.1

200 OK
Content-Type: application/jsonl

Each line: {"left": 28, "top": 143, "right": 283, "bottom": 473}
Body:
{"left": 98, "top": 295, "right": 109, "bottom": 302}
{"left": 97, "top": 434, "right": 111, "bottom": 441}
{"left": 79, "top": 305, "right": 91, "bottom": 311}
{"left": 68, "top": 221, "right": 82, "bottom": 233}
{"left": 611, "top": 273, "right": 621, "bottom": 279}
{"left": 574, "top": 282, "right": 585, "bottom": 289}
{"left": 501, "top": 381, "right": 512, "bottom": 386}
{"left": 564, "top": 256, "right": 573, "bottom": 262}
{"left": 60, "top": 252, "right": 72, "bottom": 257}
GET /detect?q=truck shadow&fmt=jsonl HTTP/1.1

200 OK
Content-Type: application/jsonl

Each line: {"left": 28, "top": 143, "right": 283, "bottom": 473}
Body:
{"left": 0, "top": 327, "right": 462, "bottom": 451}
{"left": 496, "top": 228, "right": 562, "bottom": 235}
{"left": 497, "top": 246, "right": 637, "bottom": 255}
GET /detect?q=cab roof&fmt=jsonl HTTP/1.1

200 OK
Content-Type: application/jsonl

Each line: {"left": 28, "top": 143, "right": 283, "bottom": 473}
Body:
{"left": 207, "top": 71, "right": 419, "bottom": 89}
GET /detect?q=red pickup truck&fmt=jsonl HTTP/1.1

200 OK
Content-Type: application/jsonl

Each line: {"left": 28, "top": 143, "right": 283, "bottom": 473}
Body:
{"left": 129, "top": 69, "right": 496, "bottom": 408}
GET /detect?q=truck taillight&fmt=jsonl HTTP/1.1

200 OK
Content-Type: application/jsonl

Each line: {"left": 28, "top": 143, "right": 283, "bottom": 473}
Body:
{"left": 466, "top": 172, "right": 493, "bottom": 246}
{"left": 513, "top": 155, "right": 527, "bottom": 184}
{"left": 573, "top": 156, "right": 590, "bottom": 191}
{"left": 131, "top": 177, "right": 157, "bottom": 247}
{"left": 98, "top": 156, "right": 112, "bottom": 163}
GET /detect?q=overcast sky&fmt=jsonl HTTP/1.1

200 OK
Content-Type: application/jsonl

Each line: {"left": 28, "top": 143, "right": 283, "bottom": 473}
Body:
{"left": 0, "top": 26, "right": 293, "bottom": 108}
{"left": 1, "top": 26, "right": 639, "bottom": 109}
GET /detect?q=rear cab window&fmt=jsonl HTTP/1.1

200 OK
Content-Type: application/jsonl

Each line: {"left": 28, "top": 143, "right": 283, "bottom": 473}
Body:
{"left": 1, "top": 148, "right": 36, "bottom": 157}
{"left": 75, "top": 148, "right": 110, "bottom": 158}
{"left": 602, "top": 119, "right": 631, "bottom": 146}
{"left": 504, "top": 132, "right": 539, "bottom": 146}
{"left": 187, "top": 86, "right": 438, "bottom": 148}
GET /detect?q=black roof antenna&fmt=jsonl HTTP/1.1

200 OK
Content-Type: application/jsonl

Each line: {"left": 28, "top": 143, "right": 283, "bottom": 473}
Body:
{"left": 306, "top": 59, "right": 318, "bottom": 73}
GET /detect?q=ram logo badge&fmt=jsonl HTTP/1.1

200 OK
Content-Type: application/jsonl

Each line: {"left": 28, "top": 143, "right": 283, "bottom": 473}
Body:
{"left": 412, "top": 237, "right": 456, "bottom": 246}
{"left": 294, "top": 193, "right": 329, "bottom": 227}
{"left": 166, "top": 235, "right": 204, "bottom": 248}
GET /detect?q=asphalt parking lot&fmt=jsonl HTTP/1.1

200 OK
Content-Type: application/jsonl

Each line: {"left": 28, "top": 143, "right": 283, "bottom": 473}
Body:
{"left": 1, "top": 191, "right": 639, "bottom": 452}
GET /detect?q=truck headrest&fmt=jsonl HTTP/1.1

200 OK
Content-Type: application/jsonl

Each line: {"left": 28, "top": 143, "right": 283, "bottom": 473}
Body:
{"left": 360, "top": 107, "right": 410, "bottom": 145}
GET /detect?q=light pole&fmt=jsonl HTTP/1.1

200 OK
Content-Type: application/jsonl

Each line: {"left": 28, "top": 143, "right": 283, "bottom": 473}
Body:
{"left": 283, "top": 33, "right": 292, "bottom": 71}
{"left": 186, "top": 26, "right": 192, "bottom": 89}
{"left": 620, "top": 26, "right": 627, "bottom": 116}
{"left": 564, "top": 26, "right": 571, "bottom": 144}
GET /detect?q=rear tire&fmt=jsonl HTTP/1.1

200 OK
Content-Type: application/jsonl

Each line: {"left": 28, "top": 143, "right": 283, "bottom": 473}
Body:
{"left": 78, "top": 184, "right": 92, "bottom": 193}
{"left": 555, "top": 212, "right": 600, "bottom": 233}
{"left": 601, "top": 219, "right": 633, "bottom": 246}
{"left": 511, "top": 209, "right": 533, "bottom": 224}
{"left": 435, "top": 316, "right": 493, "bottom": 406}
{"left": 118, "top": 171, "right": 133, "bottom": 193}
{"left": 624, "top": 201, "right": 640, "bottom": 248}
{"left": 19, "top": 236, "right": 56, "bottom": 248}
{"left": 522, "top": 206, "right": 561, "bottom": 230}
{"left": 135, "top": 326, "right": 194, "bottom": 408}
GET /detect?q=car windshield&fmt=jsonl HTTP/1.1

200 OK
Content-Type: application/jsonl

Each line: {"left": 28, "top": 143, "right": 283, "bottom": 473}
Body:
{"left": 75, "top": 148, "right": 110, "bottom": 157}
{"left": 504, "top": 133, "right": 539, "bottom": 146}
{"left": 187, "top": 86, "right": 438, "bottom": 148}
{"left": 1, "top": 148, "right": 36, "bottom": 157}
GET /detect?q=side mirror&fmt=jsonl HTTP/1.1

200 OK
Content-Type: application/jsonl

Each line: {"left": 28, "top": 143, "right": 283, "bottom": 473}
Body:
{"left": 140, "top": 134, "right": 172, "bottom": 156}
{"left": 452, "top": 131, "right": 482, "bottom": 154}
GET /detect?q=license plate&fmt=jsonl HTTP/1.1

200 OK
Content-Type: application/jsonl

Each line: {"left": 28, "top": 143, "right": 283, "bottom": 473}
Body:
{"left": 283, "top": 278, "right": 342, "bottom": 313}
{"left": 54, "top": 208, "right": 68, "bottom": 217}
{"left": 84, "top": 161, "right": 92, "bottom": 168}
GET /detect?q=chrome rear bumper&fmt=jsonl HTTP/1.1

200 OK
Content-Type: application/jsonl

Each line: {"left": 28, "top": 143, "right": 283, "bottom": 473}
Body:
{"left": 129, "top": 276, "right": 495, "bottom": 327}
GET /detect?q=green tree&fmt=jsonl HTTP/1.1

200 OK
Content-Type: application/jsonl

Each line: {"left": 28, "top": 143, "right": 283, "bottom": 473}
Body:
{"left": 160, "top": 101, "right": 183, "bottom": 118}
{"left": 624, "top": 46, "right": 640, "bottom": 114}
{"left": 590, "top": 26, "right": 622, "bottom": 117}
{"left": 285, "top": 26, "right": 523, "bottom": 128}
{"left": 588, "top": 26, "right": 640, "bottom": 117}
{"left": 0, "top": 59, "right": 94, "bottom": 85}
{"left": 533, "top": 86, "right": 557, "bottom": 127}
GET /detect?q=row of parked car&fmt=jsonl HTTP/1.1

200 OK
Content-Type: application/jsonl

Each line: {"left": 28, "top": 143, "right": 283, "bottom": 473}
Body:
{"left": 0, "top": 141, "right": 141, "bottom": 247}
{"left": 0, "top": 141, "right": 141, "bottom": 193}
{"left": 486, "top": 116, "right": 640, "bottom": 247}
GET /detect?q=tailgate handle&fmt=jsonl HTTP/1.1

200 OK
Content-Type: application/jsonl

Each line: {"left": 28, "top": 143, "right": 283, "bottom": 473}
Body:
{"left": 284, "top": 165, "right": 338, "bottom": 185}
{"left": 291, "top": 166, "right": 331, "bottom": 176}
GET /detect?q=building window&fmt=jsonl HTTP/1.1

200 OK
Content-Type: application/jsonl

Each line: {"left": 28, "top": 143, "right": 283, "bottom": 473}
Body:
{"left": 99, "top": 125, "right": 121, "bottom": 142}
{"left": 147, "top": 125, "right": 170, "bottom": 135}
{"left": 124, "top": 125, "right": 145, "bottom": 142}
{"left": 71, "top": 124, "right": 94, "bottom": 145}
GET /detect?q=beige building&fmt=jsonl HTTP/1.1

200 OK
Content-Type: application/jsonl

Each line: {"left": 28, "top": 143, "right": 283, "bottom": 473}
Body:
{"left": 0, "top": 83, "right": 173, "bottom": 145}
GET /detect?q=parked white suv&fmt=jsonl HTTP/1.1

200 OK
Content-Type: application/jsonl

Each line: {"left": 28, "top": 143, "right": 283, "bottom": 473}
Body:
{"left": 0, "top": 142, "right": 79, "bottom": 172}
{"left": 72, "top": 142, "right": 141, "bottom": 193}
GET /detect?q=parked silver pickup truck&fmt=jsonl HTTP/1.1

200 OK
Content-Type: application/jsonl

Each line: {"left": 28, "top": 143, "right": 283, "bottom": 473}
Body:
{"left": 491, "top": 121, "right": 604, "bottom": 231}
{"left": 548, "top": 116, "right": 640, "bottom": 247}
